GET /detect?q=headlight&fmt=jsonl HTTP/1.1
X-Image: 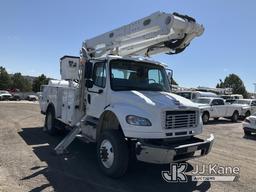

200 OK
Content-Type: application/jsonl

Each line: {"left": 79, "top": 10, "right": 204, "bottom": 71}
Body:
{"left": 126, "top": 115, "right": 152, "bottom": 126}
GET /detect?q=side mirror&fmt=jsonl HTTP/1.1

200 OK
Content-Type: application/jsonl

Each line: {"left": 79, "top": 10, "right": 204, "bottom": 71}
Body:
{"left": 85, "top": 79, "right": 93, "bottom": 88}
{"left": 166, "top": 69, "right": 173, "bottom": 84}
{"left": 84, "top": 61, "right": 93, "bottom": 79}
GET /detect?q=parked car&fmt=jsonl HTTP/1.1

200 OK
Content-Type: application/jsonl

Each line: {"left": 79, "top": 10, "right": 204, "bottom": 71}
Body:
{"left": 176, "top": 91, "right": 217, "bottom": 101}
{"left": 0, "top": 90, "right": 12, "bottom": 101}
{"left": 194, "top": 97, "right": 242, "bottom": 124}
{"left": 243, "top": 113, "right": 256, "bottom": 136}
{"left": 26, "top": 95, "right": 38, "bottom": 101}
{"left": 232, "top": 99, "right": 256, "bottom": 118}
{"left": 9, "top": 93, "right": 21, "bottom": 101}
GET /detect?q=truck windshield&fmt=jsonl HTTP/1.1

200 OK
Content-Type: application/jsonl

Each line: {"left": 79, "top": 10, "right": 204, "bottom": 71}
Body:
{"left": 110, "top": 59, "right": 170, "bottom": 92}
{"left": 194, "top": 98, "right": 211, "bottom": 104}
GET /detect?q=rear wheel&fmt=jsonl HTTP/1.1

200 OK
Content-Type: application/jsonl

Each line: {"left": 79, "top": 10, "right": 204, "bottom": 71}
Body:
{"left": 202, "top": 112, "right": 209, "bottom": 124}
{"left": 97, "top": 130, "right": 129, "bottom": 178}
{"left": 245, "top": 111, "right": 251, "bottom": 118}
{"left": 231, "top": 111, "right": 239, "bottom": 122}
{"left": 45, "top": 109, "right": 58, "bottom": 135}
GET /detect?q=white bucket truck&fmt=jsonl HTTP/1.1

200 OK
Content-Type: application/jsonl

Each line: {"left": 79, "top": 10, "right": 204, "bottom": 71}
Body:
{"left": 40, "top": 11, "right": 214, "bottom": 177}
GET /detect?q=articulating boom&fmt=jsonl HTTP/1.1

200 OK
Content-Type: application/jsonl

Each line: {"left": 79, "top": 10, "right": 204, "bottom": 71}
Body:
{"left": 82, "top": 11, "right": 204, "bottom": 59}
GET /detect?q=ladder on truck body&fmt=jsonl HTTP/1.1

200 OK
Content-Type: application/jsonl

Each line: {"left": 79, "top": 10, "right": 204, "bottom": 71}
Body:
{"left": 55, "top": 11, "right": 204, "bottom": 154}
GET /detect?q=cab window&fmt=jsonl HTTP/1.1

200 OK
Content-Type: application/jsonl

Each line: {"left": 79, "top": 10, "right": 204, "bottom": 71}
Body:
{"left": 92, "top": 62, "right": 106, "bottom": 88}
{"left": 192, "top": 93, "right": 197, "bottom": 100}
{"left": 148, "top": 69, "right": 163, "bottom": 85}
{"left": 212, "top": 99, "right": 224, "bottom": 105}
{"left": 251, "top": 101, "right": 256, "bottom": 106}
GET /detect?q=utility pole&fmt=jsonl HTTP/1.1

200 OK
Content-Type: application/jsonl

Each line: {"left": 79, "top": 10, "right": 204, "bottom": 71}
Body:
{"left": 254, "top": 83, "right": 256, "bottom": 98}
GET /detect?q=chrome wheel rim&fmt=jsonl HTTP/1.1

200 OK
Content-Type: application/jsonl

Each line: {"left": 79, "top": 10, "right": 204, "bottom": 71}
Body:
{"left": 47, "top": 113, "right": 52, "bottom": 131}
{"left": 100, "top": 139, "right": 114, "bottom": 168}
{"left": 234, "top": 113, "right": 238, "bottom": 120}
{"left": 203, "top": 114, "right": 208, "bottom": 123}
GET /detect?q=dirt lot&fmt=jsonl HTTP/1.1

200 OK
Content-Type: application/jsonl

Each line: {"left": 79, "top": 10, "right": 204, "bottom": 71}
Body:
{"left": 0, "top": 103, "right": 255, "bottom": 192}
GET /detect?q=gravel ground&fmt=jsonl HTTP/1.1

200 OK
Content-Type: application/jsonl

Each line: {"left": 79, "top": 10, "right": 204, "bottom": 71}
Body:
{"left": 0, "top": 102, "right": 255, "bottom": 192}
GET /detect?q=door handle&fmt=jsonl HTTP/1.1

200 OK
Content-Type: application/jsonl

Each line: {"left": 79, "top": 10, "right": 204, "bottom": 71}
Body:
{"left": 98, "top": 89, "right": 103, "bottom": 94}
{"left": 87, "top": 94, "right": 91, "bottom": 104}
{"left": 87, "top": 89, "right": 103, "bottom": 94}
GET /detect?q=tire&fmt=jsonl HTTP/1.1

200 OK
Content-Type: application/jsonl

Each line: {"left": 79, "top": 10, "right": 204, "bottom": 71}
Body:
{"left": 97, "top": 130, "right": 129, "bottom": 178}
{"left": 202, "top": 112, "right": 209, "bottom": 124}
{"left": 231, "top": 111, "right": 239, "bottom": 122}
{"left": 45, "top": 108, "right": 58, "bottom": 135}
{"left": 244, "top": 130, "right": 251, "bottom": 136}
{"left": 214, "top": 117, "right": 219, "bottom": 121}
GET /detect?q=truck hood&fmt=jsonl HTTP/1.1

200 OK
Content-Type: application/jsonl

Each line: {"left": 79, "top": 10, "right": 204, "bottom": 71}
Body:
{"left": 194, "top": 103, "right": 210, "bottom": 108}
{"left": 111, "top": 91, "right": 198, "bottom": 110}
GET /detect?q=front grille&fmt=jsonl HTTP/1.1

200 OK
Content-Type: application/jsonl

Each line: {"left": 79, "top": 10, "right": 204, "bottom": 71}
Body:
{"left": 165, "top": 111, "right": 197, "bottom": 129}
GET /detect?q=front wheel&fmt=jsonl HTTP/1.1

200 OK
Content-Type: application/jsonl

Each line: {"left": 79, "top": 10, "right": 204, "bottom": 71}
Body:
{"left": 202, "top": 112, "right": 209, "bottom": 124}
{"left": 245, "top": 111, "right": 251, "bottom": 118}
{"left": 97, "top": 130, "right": 129, "bottom": 178}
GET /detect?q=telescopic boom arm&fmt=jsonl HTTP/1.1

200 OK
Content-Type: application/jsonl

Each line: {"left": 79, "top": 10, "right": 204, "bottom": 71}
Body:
{"left": 81, "top": 11, "right": 204, "bottom": 59}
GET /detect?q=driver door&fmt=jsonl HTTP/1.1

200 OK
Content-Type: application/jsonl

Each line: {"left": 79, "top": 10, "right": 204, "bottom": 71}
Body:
{"left": 86, "top": 61, "right": 107, "bottom": 118}
{"left": 211, "top": 99, "right": 225, "bottom": 117}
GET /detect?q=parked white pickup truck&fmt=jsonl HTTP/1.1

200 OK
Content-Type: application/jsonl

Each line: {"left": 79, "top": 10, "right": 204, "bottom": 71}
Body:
{"left": 194, "top": 97, "right": 242, "bottom": 124}
{"left": 232, "top": 99, "right": 256, "bottom": 118}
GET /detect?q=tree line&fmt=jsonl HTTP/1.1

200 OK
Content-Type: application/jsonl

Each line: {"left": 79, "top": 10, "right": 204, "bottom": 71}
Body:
{"left": 0, "top": 66, "right": 249, "bottom": 97}
{"left": 0, "top": 66, "right": 49, "bottom": 92}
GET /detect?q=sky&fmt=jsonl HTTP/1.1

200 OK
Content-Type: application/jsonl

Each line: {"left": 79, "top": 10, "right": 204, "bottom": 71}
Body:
{"left": 0, "top": 0, "right": 255, "bottom": 92}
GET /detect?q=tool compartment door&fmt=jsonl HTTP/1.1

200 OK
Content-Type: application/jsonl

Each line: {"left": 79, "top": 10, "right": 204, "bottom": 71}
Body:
{"left": 66, "top": 88, "right": 75, "bottom": 125}
{"left": 61, "top": 88, "right": 68, "bottom": 123}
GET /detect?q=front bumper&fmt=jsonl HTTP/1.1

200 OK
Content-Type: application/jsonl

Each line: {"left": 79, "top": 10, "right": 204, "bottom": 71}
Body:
{"left": 135, "top": 134, "right": 214, "bottom": 164}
